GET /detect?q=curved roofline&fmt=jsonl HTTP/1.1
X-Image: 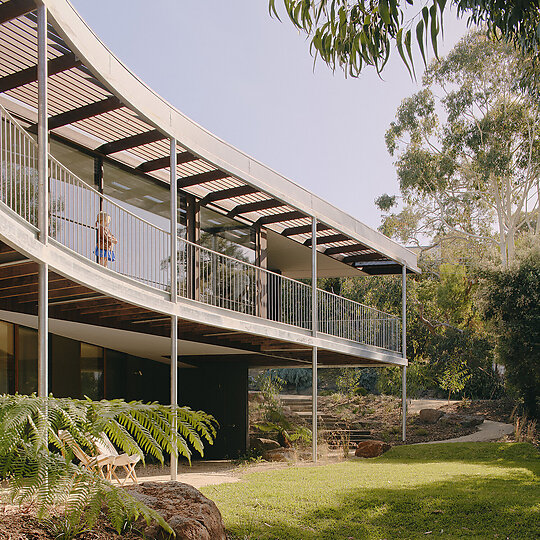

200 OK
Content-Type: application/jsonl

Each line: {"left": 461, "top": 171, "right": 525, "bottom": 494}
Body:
{"left": 42, "top": 0, "right": 419, "bottom": 272}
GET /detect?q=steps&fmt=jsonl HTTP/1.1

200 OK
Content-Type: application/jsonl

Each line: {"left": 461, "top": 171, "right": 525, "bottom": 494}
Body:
{"left": 278, "top": 394, "right": 372, "bottom": 446}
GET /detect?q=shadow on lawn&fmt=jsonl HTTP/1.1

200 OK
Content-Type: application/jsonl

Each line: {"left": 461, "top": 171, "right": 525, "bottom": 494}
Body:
{"left": 227, "top": 445, "right": 539, "bottom": 540}
{"left": 229, "top": 475, "right": 539, "bottom": 540}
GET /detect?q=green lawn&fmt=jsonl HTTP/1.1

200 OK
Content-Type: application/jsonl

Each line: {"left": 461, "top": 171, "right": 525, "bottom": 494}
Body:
{"left": 201, "top": 443, "right": 539, "bottom": 539}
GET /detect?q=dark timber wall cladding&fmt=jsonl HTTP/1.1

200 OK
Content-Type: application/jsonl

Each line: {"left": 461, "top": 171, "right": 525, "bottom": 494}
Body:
{"left": 179, "top": 362, "right": 248, "bottom": 460}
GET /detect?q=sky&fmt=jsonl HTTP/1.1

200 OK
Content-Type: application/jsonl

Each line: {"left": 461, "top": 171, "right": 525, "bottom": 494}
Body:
{"left": 70, "top": 0, "right": 469, "bottom": 231}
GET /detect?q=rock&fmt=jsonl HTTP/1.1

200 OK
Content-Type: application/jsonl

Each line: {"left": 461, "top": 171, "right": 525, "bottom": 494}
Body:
{"left": 250, "top": 437, "right": 281, "bottom": 452}
{"left": 262, "top": 447, "right": 297, "bottom": 462}
{"left": 419, "top": 409, "right": 445, "bottom": 424}
{"left": 354, "top": 440, "right": 391, "bottom": 458}
{"left": 439, "top": 413, "right": 484, "bottom": 427}
{"left": 125, "top": 481, "right": 226, "bottom": 540}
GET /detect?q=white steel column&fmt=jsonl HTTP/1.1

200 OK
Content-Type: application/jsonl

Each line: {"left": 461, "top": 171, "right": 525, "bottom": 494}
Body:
{"left": 170, "top": 138, "right": 178, "bottom": 480}
{"left": 401, "top": 265, "right": 407, "bottom": 442}
{"left": 37, "top": 3, "right": 48, "bottom": 398}
{"left": 311, "top": 217, "right": 318, "bottom": 462}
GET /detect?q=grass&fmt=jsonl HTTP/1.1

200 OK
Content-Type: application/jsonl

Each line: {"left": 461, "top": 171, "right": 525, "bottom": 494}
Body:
{"left": 201, "top": 443, "right": 539, "bottom": 539}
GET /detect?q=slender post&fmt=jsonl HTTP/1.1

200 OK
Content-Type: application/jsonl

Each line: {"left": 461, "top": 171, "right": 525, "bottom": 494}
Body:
{"left": 170, "top": 139, "right": 178, "bottom": 480}
{"left": 170, "top": 314, "right": 178, "bottom": 480}
{"left": 401, "top": 265, "right": 407, "bottom": 442}
{"left": 311, "top": 217, "right": 318, "bottom": 462}
{"left": 38, "top": 263, "right": 48, "bottom": 397}
{"left": 37, "top": 4, "right": 48, "bottom": 244}
{"left": 170, "top": 138, "right": 178, "bottom": 301}
{"left": 37, "top": 4, "right": 48, "bottom": 398}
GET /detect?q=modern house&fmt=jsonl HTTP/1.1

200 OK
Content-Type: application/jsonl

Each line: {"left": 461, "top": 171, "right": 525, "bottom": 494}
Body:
{"left": 0, "top": 0, "right": 419, "bottom": 467}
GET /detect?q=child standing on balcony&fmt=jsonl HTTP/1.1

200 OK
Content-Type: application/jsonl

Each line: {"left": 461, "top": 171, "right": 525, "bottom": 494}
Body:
{"left": 95, "top": 211, "right": 117, "bottom": 267}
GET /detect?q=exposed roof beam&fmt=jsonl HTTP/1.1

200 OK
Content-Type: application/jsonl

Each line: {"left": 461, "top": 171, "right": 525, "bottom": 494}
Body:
{"left": 304, "top": 233, "right": 349, "bottom": 246}
{"left": 257, "top": 210, "right": 305, "bottom": 225}
{"left": 0, "top": 53, "right": 81, "bottom": 93}
{"left": 136, "top": 151, "right": 196, "bottom": 173}
{"left": 353, "top": 260, "right": 404, "bottom": 275}
{"left": 353, "top": 260, "right": 394, "bottom": 267}
{"left": 324, "top": 243, "right": 370, "bottom": 256}
{"left": 229, "top": 199, "right": 285, "bottom": 218}
{"left": 200, "top": 185, "right": 258, "bottom": 205}
{"left": 282, "top": 222, "right": 331, "bottom": 237}
{"left": 96, "top": 129, "right": 166, "bottom": 155}
{"left": 29, "top": 96, "right": 122, "bottom": 132}
{"left": 0, "top": 0, "right": 35, "bottom": 24}
{"left": 343, "top": 252, "right": 386, "bottom": 264}
{"left": 177, "top": 169, "right": 229, "bottom": 189}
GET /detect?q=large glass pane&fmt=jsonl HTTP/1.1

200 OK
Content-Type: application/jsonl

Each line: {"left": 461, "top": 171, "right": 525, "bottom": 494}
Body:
{"left": 200, "top": 207, "right": 255, "bottom": 262}
{"left": 18, "top": 326, "right": 37, "bottom": 395}
{"left": 49, "top": 140, "right": 95, "bottom": 186}
{"left": 199, "top": 207, "right": 257, "bottom": 312}
{"left": 103, "top": 162, "right": 187, "bottom": 235}
{"left": 0, "top": 321, "right": 14, "bottom": 394}
{"left": 103, "top": 162, "right": 187, "bottom": 288}
{"left": 80, "top": 343, "right": 104, "bottom": 400}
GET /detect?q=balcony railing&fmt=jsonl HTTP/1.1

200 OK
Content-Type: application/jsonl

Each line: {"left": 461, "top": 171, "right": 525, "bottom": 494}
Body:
{"left": 0, "top": 104, "right": 401, "bottom": 353}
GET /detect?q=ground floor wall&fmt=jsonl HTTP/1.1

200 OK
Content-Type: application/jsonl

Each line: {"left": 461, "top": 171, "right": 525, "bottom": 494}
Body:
{"left": 0, "top": 318, "right": 248, "bottom": 458}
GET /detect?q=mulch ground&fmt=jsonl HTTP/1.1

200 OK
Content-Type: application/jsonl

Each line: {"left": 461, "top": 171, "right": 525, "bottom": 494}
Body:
{"left": 0, "top": 505, "right": 142, "bottom": 540}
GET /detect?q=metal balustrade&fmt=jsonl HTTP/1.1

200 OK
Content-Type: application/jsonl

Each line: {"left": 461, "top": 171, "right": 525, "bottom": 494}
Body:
{"left": 0, "top": 109, "right": 39, "bottom": 226}
{"left": 0, "top": 104, "right": 402, "bottom": 353}
{"left": 317, "top": 288, "right": 401, "bottom": 352}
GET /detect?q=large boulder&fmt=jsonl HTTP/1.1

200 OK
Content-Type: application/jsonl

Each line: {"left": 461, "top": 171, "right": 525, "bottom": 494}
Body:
{"left": 440, "top": 413, "right": 484, "bottom": 427}
{"left": 125, "top": 481, "right": 226, "bottom": 540}
{"left": 419, "top": 409, "right": 445, "bottom": 424}
{"left": 263, "top": 447, "right": 297, "bottom": 462}
{"left": 354, "top": 440, "right": 391, "bottom": 458}
{"left": 250, "top": 437, "right": 281, "bottom": 453}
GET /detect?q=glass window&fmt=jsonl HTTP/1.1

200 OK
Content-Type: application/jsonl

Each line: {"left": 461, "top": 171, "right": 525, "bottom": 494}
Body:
{"left": 18, "top": 326, "right": 37, "bottom": 395}
{"left": 200, "top": 207, "right": 256, "bottom": 263}
{"left": 0, "top": 321, "right": 14, "bottom": 394}
{"left": 103, "top": 162, "right": 187, "bottom": 236}
{"left": 49, "top": 140, "right": 95, "bottom": 187}
{"left": 80, "top": 343, "right": 104, "bottom": 400}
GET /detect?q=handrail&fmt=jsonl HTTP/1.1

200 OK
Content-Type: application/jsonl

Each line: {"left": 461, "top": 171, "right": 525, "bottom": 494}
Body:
{"left": 0, "top": 104, "right": 401, "bottom": 352}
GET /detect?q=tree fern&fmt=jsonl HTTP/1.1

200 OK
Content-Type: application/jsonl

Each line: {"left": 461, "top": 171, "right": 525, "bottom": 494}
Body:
{"left": 0, "top": 394, "right": 218, "bottom": 534}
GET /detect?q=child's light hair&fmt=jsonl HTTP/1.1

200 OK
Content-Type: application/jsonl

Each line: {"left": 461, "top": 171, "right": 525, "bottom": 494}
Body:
{"left": 96, "top": 211, "right": 111, "bottom": 226}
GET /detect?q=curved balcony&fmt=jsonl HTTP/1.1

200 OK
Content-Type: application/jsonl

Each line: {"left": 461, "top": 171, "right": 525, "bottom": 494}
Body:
{"left": 1, "top": 103, "right": 402, "bottom": 356}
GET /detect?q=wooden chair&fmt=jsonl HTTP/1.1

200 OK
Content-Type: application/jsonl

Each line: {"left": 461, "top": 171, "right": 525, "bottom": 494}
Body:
{"left": 93, "top": 432, "right": 140, "bottom": 485}
{"left": 58, "top": 430, "right": 115, "bottom": 479}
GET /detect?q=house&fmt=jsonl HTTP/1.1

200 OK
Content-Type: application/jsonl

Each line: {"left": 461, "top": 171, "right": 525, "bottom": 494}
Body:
{"left": 0, "top": 0, "right": 419, "bottom": 469}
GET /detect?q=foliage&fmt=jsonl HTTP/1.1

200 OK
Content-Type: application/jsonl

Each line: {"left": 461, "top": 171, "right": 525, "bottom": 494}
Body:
{"left": 206, "top": 443, "right": 539, "bottom": 539}
{"left": 438, "top": 361, "right": 471, "bottom": 402}
{"left": 254, "top": 371, "right": 285, "bottom": 421}
{"left": 269, "top": 1, "right": 540, "bottom": 78}
{"left": 482, "top": 251, "right": 540, "bottom": 418}
{"left": 336, "top": 368, "right": 362, "bottom": 397}
{"left": 324, "top": 260, "right": 500, "bottom": 399}
{"left": 382, "top": 31, "right": 540, "bottom": 267}
{"left": 252, "top": 371, "right": 312, "bottom": 447}
{"left": 270, "top": 368, "right": 312, "bottom": 391}
{"left": 255, "top": 420, "right": 312, "bottom": 448}
{"left": 0, "top": 394, "right": 217, "bottom": 534}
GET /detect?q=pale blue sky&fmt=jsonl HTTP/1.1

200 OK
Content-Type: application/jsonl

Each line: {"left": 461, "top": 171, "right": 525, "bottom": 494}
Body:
{"left": 70, "top": 0, "right": 468, "bottom": 231}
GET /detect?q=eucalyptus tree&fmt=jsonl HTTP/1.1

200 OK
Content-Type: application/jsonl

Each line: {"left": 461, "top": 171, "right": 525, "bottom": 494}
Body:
{"left": 381, "top": 31, "right": 540, "bottom": 267}
{"left": 269, "top": 1, "right": 540, "bottom": 77}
